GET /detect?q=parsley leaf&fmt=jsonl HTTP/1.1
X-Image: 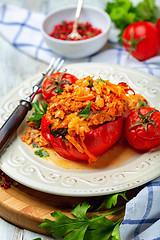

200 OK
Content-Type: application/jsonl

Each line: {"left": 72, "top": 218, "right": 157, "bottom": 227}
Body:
{"left": 92, "top": 192, "right": 128, "bottom": 212}
{"left": 54, "top": 88, "right": 64, "bottom": 93}
{"left": 138, "top": 99, "right": 148, "bottom": 108}
{"left": 111, "top": 218, "right": 123, "bottom": 240}
{"left": 79, "top": 102, "right": 92, "bottom": 119}
{"left": 39, "top": 202, "right": 124, "bottom": 240}
{"left": 105, "top": 192, "right": 128, "bottom": 209}
{"left": 32, "top": 143, "right": 38, "bottom": 148}
{"left": 41, "top": 101, "right": 48, "bottom": 113}
{"left": 98, "top": 76, "right": 107, "bottom": 85}
{"left": 71, "top": 202, "right": 90, "bottom": 219}
{"left": 40, "top": 202, "right": 90, "bottom": 239}
{"left": 34, "top": 149, "right": 49, "bottom": 158}
{"left": 28, "top": 100, "right": 48, "bottom": 128}
{"left": 88, "top": 79, "right": 93, "bottom": 87}
{"left": 85, "top": 217, "right": 115, "bottom": 240}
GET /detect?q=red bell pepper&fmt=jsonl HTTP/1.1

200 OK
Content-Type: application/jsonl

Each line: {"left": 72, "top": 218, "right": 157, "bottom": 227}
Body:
{"left": 41, "top": 114, "right": 124, "bottom": 163}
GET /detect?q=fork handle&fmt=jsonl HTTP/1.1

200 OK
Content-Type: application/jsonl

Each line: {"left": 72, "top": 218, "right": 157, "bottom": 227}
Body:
{"left": 0, "top": 100, "right": 31, "bottom": 154}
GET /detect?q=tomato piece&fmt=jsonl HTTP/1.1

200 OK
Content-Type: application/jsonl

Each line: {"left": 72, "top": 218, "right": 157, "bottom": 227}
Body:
{"left": 42, "top": 72, "right": 78, "bottom": 102}
{"left": 41, "top": 115, "right": 124, "bottom": 161}
{"left": 122, "top": 21, "right": 159, "bottom": 61}
{"left": 125, "top": 107, "right": 160, "bottom": 150}
{"left": 156, "top": 18, "right": 160, "bottom": 47}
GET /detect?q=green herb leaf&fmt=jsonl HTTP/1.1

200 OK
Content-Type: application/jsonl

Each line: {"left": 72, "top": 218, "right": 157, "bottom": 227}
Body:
{"left": 32, "top": 143, "right": 38, "bottom": 148}
{"left": 40, "top": 203, "right": 90, "bottom": 239}
{"left": 105, "top": 192, "right": 128, "bottom": 209}
{"left": 34, "top": 149, "right": 49, "bottom": 158}
{"left": 85, "top": 217, "right": 115, "bottom": 240}
{"left": 28, "top": 100, "right": 48, "bottom": 128}
{"left": 92, "top": 192, "right": 128, "bottom": 211}
{"left": 39, "top": 201, "right": 124, "bottom": 240}
{"left": 33, "top": 238, "right": 42, "bottom": 240}
{"left": 111, "top": 218, "right": 123, "bottom": 240}
{"left": 54, "top": 88, "right": 64, "bottom": 93}
{"left": 88, "top": 79, "right": 93, "bottom": 87}
{"left": 98, "top": 76, "right": 107, "bottom": 85}
{"left": 138, "top": 99, "right": 148, "bottom": 108}
{"left": 71, "top": 202, "right": 90, "bottom": 219}
{"left": 79, "top": 102, "right": 92, "bottom": 119}
{"left": 41, "top": 101, "right": 48, "bottom": 113}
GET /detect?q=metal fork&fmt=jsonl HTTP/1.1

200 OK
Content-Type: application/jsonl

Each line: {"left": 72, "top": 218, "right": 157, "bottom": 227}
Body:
{"left": 0, "top": 58, "right": 64, "bottom": 154}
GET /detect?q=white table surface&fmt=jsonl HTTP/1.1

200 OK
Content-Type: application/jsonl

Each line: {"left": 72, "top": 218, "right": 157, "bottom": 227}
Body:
{"left": 0, "top": 0, "right": 107, "bottom": 239}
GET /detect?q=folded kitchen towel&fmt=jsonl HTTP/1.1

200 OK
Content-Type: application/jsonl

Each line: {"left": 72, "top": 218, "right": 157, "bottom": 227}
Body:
{"left": 119, "top": 177, "right": 160, "bottom": 240}
{"left": 0, "top": 4, "right": 160, "bottom": 240}
{"left": 0, "top": 4, "right": 160, "bottom": 78}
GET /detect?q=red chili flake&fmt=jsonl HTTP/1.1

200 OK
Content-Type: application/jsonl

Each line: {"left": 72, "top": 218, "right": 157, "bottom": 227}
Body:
{"left": 49, "top": 21, "right": 102, "bottom": 41}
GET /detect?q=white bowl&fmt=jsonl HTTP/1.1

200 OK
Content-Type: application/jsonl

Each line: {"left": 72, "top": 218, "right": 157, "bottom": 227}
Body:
{"left": 41, "top": 5, "right": 111, "bottom": 59}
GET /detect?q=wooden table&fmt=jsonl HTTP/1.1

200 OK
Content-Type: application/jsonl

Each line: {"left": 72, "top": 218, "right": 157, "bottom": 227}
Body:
{"left": 0, "top": 0, "right": 108, "bottom": 239}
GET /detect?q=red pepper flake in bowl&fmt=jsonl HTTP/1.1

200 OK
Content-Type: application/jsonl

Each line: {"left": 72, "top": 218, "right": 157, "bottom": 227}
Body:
{"left": 49, "top": 20, "right": 102, "bottom": 40}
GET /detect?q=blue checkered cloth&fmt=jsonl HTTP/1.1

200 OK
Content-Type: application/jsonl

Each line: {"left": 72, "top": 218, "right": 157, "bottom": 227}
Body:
{"left": 120, "top": 177, "right": 160, "bottom": 240}
{"left": 0, "top": 4, "right": 160, "bottom": 240}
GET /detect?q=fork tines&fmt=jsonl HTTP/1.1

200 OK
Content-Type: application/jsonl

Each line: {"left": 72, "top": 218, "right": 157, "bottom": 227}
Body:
{"left": 36, "top": 57, "right": 64, "bottom": 88}
{"left": 45, "top": 57, "right": 64, "bottom": 77}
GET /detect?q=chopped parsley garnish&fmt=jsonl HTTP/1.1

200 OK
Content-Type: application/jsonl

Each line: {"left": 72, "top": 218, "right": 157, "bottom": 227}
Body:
{"left": 54, "top": 88, "right": 64, "bottom": 93}
{"left": 138, "top": 99, "right": 148, "bottom": 108}
{"left": 88, "top": 79, "right": 93, "bottom": 87}
{"left": 32, "top": 143, "right": 38, "bottom": 148}
{"left": 79, "top": 102, "right": 92, "bottom": 119}
{"left": 98, "top": 76, "right": 107, "bottom": 85}
{"left": 34, "top": 149, "right": 49, "bottom": 158}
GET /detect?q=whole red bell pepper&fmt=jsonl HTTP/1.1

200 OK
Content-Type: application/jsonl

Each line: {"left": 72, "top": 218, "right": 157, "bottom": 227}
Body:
{"left": 41, "top": 114, "right": 124, "bottom": 162}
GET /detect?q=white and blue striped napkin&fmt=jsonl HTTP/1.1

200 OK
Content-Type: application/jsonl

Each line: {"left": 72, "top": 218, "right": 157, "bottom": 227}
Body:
{"left": 0, "top": 4, "right": 160, "bottom": 240}
{"left": 120, "top": 177, "right": 160, "bottom": 240}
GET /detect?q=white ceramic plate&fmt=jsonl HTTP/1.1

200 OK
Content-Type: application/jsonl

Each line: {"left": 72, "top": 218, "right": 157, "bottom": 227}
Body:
{"left": 0, "top": 63, "right": 160, "bottom": 197}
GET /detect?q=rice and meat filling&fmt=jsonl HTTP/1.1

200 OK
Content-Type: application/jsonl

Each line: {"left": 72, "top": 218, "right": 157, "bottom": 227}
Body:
{"left": 46, "top": 76, "right": 146, "bottom": 138}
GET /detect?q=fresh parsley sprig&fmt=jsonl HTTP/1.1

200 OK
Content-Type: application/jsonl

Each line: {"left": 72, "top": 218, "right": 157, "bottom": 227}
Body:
{"left": 39, "top": 202, "right": 124, "bottom": 240}
{"left": 34, "top": 149, "right": 49, "bottom": 158}
{"left": 35, "top": 191, "right": 128, "bottom": 240}
{"left": 28, "top": 100, "right": 48, "bottom": 128}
